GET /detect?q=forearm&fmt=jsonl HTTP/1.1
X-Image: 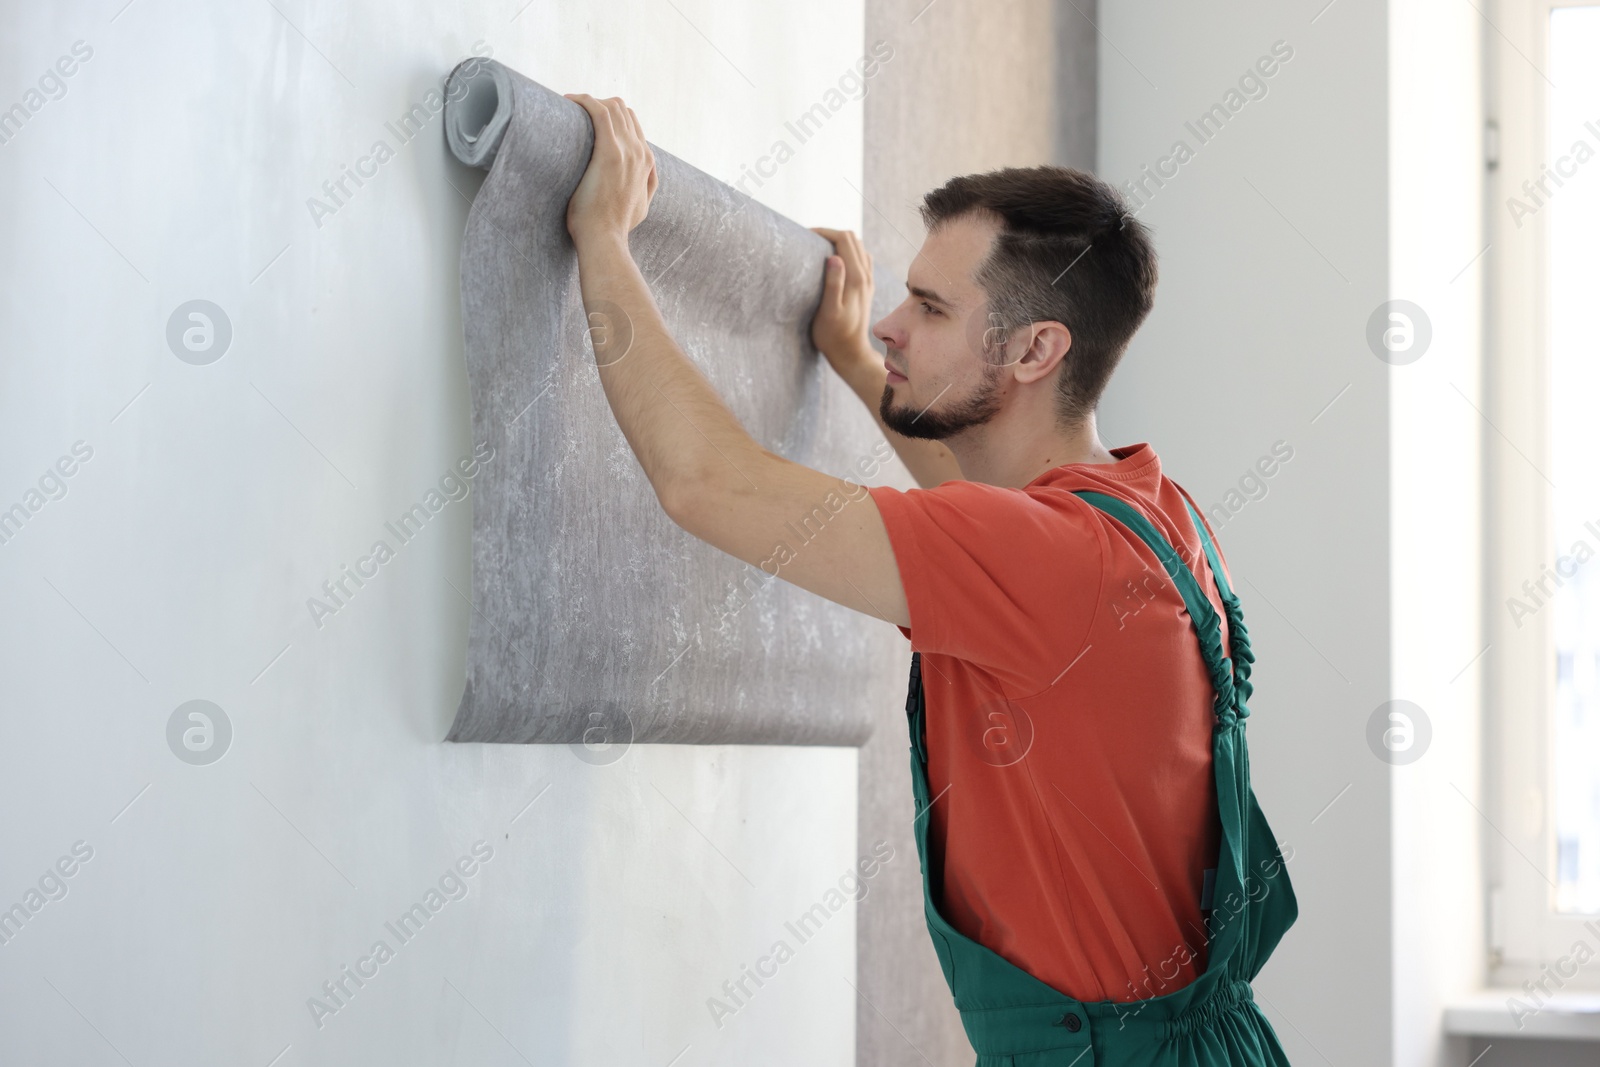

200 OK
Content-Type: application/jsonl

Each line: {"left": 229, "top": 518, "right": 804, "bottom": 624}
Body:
{"left": 574, "top": 235, "right": 765, "bottom": 503}
{"left": 832, "top": 342, "right": 963, "bottom": 489}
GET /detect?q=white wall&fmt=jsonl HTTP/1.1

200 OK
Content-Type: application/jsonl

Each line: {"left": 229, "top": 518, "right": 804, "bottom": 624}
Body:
{"left": 1389, "top": 1, "right": 1485, "bottom": 1065}
{"left": 0, "top": 3, "right": 877, "bottom": 1065}
{"left": 1102, "top": 1, "right": 1503, "bottom": 1063}
{"left": 1098, "top": 1, "right": 1392, "bottom": 1063}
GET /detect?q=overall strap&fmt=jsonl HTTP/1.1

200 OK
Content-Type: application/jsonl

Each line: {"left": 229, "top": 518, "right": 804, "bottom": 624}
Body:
{"left": 1072, "top": 491, "right": 1250, "bottom": 724}
{"left": 1179, "top": 494, "right": 1256, "bottom": 714}
{"left": 1184, "top": 495, "right": 1236, "bottom": 600}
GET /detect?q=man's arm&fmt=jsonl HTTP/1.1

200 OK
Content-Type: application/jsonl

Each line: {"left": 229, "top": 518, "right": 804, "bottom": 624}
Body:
{"left": 561, "top": 93, "right": 910, "bottom": 627}
{"left": 809, "top": 227, "right": 965, "bottom": 490}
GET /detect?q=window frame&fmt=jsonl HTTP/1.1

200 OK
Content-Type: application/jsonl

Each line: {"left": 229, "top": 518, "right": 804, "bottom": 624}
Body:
{"left": 1486, "top": 0, "right": 1600, "bottom": 986}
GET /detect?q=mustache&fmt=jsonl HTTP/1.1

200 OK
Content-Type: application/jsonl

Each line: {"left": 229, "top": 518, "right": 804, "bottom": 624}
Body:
{"left": 882, "top": 345, "right": 906, "bottom": 375}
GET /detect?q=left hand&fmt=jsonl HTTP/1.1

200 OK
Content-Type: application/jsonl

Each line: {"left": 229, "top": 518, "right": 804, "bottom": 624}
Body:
{"left": 563, "top": 93, "right": 659, "bottom": 247}
{"left": 809, "top": 227, "right": 877, "bottom": 374}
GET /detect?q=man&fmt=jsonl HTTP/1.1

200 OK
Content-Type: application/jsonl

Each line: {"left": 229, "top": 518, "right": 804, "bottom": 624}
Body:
{"left": 562, "top": 92, "right": 1296, "bottom": 1063}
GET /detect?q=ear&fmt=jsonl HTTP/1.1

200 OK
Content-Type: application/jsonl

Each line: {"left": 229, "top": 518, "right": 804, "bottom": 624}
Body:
{"left": 1011, "top": 320, "right": 1072, "bottom": 385}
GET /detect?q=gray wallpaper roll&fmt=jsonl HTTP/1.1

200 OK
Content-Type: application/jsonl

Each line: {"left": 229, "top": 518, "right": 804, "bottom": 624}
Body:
{"left": 442, "top": 58, "right": 903, "bottom": 746}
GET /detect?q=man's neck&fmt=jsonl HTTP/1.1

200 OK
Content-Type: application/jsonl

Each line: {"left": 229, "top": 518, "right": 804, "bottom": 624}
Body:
{"left": 949, "top": 411, "right": 1118, "bottom": 488}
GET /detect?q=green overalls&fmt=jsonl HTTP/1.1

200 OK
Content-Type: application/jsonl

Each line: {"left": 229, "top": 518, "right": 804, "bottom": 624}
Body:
{"left": 903, "top": 492, "right": 1298, "bottom": 1066}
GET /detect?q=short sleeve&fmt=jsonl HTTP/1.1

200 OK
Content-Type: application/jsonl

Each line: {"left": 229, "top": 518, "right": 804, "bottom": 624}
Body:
{"left": 867, "top": 480, "right": 1104, "bottom": 695}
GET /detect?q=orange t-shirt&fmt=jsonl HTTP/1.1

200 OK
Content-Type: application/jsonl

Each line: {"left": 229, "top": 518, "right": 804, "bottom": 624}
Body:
{"left": 866, "top": 442, "right": 1230, "bottom": 1004}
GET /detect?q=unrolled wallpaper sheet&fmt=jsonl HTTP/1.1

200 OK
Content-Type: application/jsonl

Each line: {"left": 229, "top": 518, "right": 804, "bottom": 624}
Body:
{"left": 441, "top": 58, "right": 904, "bottom": 746}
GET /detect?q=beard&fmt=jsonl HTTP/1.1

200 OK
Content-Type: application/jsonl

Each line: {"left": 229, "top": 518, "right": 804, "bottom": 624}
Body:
{"left": 879, "top": 360, "right": 1005, "bottom": 441}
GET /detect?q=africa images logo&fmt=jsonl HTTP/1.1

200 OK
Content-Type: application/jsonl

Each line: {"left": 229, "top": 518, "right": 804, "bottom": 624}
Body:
{"left": 166, "top": 300, "right": 233, "bottom": 365}
{"left": 1366, "top": 700, "right": 1431, "bottom": 765}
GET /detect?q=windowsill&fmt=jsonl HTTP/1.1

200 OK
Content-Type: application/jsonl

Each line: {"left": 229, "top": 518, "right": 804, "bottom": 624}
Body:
{"left": 1445, "top": 991, "right": 1600, "bottom": 1040}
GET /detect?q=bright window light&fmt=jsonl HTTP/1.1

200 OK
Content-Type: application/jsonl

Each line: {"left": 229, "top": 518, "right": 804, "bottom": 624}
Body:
{"left": 1548, "top": 3, "right": 1600, "bottom": 915}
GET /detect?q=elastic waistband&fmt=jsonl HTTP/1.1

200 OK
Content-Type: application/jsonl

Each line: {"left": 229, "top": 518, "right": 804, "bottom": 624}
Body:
{"left": 957, "top": 978, "right": 1258, "bottom": 1057}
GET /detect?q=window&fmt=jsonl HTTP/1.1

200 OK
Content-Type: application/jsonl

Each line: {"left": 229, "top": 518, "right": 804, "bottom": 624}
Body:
{"left": 1546, "top": 4, "right": 1600, "bottom": 917}
{"left": 1488, "top": 0, "right": 1600, "bottom": 982}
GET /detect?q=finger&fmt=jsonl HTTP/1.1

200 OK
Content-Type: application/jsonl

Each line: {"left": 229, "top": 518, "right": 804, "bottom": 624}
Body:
{"left": 616, "top": 104, "right": 648, "bottom": 161}
{"left": 856, "top": 240, "right": 875, "bottom": 280}
{"left": 608, "top": 98, "right": 634, "bottom": 138}
{"left": 811, "top": 227, "right": 844, "bottom": 251}
{"left": 627, "top": 109, "right": 650, "bottom": 163}
{"left": 844, "top": 231, "right": 866, "bottom": 264}
{"left": 836, "top": 232, "right": 867, "bottom": 276}
{"left": 570, "top": 93, "right": 616, "bottom": 141}
{"left": 822, "top": 255, "right": 845, "bottom": 303}
{"left": 566, "top": 92, "right": 603, "bottom": 122}
{"left": 595, "top": 97, "right": 626, "bottom": 134}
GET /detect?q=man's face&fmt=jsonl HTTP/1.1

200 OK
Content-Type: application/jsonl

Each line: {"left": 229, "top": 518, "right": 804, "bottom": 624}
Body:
{"left": 871, "top": 212, "right": 1015, "bottom": 441}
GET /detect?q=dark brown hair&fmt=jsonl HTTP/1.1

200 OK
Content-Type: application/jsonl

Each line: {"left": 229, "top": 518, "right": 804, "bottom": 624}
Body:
{"left": 919, "top": 165, "right": 1158, "bottom": 426}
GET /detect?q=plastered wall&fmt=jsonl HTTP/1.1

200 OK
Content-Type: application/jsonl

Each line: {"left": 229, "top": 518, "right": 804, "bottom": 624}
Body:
{"left": 0, "top": 3, "right": 890, "bottom": 1064}
{"left": 858, "top": 1, "right": 1096, "bottom": 1063}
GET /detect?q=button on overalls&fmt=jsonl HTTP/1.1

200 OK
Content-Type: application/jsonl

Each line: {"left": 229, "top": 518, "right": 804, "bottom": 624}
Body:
{"left": 903, "top": 491, "right": 1298, "bottom": 1066}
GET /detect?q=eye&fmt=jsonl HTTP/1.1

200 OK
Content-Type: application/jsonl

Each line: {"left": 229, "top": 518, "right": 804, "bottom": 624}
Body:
{"left": 920, "top": 301, "right": 941, "bottom": 316}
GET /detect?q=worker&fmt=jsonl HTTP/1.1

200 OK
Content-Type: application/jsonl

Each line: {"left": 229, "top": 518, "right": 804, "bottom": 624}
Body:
{"left": 561, "top": 91, "right": 1298, "bottom": 1065}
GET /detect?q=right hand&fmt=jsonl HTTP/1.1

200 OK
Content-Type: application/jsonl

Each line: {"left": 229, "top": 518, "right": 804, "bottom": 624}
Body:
{"left": 809, "top": 227, "right": 876, "bottom": 375}
{"left": 562, "top": 93, "right": 658, "bottom": 249}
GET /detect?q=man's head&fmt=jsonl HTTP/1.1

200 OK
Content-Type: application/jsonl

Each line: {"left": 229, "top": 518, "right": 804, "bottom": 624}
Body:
{"left": 872, "top": 166, "right": 1157, "bottom": 440}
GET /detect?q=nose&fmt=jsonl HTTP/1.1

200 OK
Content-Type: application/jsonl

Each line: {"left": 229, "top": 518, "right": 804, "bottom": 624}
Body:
{"left": 873, "top": 304, "right": 907, "bottom": 352}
